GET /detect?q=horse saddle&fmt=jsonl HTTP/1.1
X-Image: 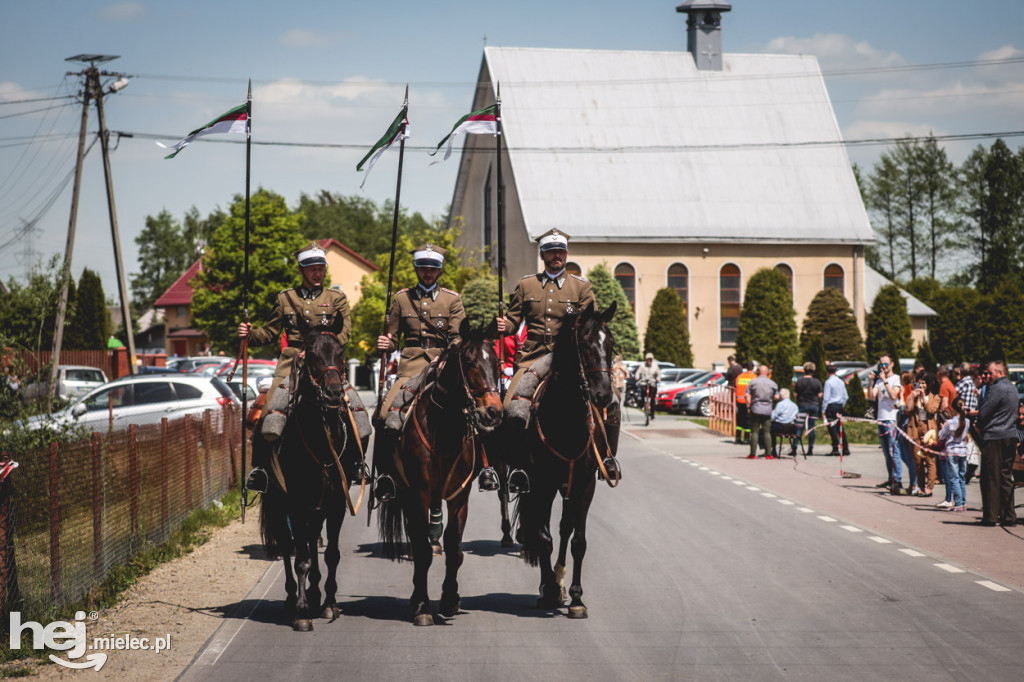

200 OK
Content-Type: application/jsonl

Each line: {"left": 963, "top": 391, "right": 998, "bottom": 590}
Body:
{"left": 383, "top": 362, "right": 441, "bottom": 434}
{"left": 506, "top": 354, "right": 552, "bottom": 429}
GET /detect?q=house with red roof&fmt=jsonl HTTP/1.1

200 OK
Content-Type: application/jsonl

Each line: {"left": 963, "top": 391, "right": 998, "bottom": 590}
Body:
{"left": 154, "top": 239, "right": 377, "bottom": 357}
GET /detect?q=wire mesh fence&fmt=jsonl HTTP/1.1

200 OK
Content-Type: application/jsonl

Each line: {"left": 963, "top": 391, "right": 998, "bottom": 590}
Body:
{"left": 0, "top": 404, "right": 242, "bottom": 620}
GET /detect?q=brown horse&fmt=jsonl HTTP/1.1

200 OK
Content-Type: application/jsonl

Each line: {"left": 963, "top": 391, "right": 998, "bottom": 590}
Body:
{"left": 377, "top": 319, "right": 503, "bottom": 625}
{"left": 516, "top": 302, "right": 618, "bottom": 619}
{"left": 257, "top": 320, "right": 369, "bottom": 631}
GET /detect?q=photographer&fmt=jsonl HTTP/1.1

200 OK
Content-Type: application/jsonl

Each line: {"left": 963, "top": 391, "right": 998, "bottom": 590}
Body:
{"left": 868, "top": 355, "right": 903, "bottom": 496}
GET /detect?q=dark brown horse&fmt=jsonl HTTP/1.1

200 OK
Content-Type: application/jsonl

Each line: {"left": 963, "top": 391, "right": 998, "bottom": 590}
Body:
{"left": 377, "top": 319, "right": 503, "bottom": 625}
{"left": 516, "top": 302, "right": 617, "bottom": 619}
{"left": 258, "top": 321, "right": 369, "bottom": 631}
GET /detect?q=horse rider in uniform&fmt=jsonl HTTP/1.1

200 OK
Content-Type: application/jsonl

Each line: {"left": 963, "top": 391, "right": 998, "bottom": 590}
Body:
{"left": 238, "top": 242, "right": 352, "bottom": 493}
{"left": 373, "top": 243, "right": 476, "bottom": 500}
{"left": 496, "top": 228, "right": 622, "bottom": 490}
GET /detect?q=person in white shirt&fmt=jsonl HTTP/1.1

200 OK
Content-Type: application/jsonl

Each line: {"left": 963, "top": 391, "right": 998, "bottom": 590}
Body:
{"left": 868, "top": 355, "right": 903, "bottom": 496}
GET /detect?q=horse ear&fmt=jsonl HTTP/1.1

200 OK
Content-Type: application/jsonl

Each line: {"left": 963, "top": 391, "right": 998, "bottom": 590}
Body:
{"left": 459, "top": 317, "right": 471, "bottom": 341}
{"left": 602, "top": 300, "right": 617, "bottom": 322}
{"left": 483, "top": 317, "right": 498, "bottom": 340}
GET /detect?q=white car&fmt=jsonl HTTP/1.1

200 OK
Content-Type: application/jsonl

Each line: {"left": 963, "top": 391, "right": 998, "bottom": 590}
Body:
{"left": 20, "top": 365, "right": 108, "bottom": 402}
{"left": 23, "top": 375, "right": 238, "bottom": 432}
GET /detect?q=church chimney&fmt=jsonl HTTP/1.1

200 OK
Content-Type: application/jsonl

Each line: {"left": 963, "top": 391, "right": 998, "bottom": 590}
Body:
{"left": 676, "top": 1, "right": 731, "bottom": 71}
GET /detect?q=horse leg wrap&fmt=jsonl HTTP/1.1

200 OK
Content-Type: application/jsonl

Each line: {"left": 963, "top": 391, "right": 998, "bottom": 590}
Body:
{"left": 427, "top": 508, "right": 444, "bottom": 542}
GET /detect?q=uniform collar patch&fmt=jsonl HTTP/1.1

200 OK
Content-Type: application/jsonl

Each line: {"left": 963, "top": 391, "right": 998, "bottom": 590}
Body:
{"left": 299, "top": 285, "right": 323, "bottom": 299}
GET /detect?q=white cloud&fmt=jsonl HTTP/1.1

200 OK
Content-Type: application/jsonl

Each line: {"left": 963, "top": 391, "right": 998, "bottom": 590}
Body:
{"left": 0, "top": 82, "right": 33, "bottom": 102}
{"left": 765, "top": 34, "right": 904, "bottom": 70}
{"left": 842, "top": 120, "right": 947, "bottom": 142}
{"left": 856, "top": 81, "right": 1024, "bottom": 119}
{"left": 277, "top": 28, "right": 346, "bottom": 48}
{"left": 98, "top": 1, "right": 145, "bottom": 22}
{"left": 977, "top": 44, "right": 1023, "bottom": 61}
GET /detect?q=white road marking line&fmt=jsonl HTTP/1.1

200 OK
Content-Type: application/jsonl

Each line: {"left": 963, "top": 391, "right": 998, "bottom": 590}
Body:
{"left": 777, "top": 500, "right": 795, "bottom": 505}
{"left": 868, "top": 536, "right": 892, "bottom": 544}
{"left": 720, "top": 475, "right": 733, "bottom": 480}
{"left": 709, "top": 471, "right": 722, "bottom": 476}
{"left": 797, "top": 507, "right": 814, "bottom": 513}
{"left": 761, "top": 492, "right": 777, "bottom": 498}
{"left": 689, "top": 462, "right": 699, "bottom": 466}
{"left": 699, "top": 466, "right": 710, "bottom": 471}
{"left": 732, "top": 480, "right": 745, "bottom": 486}
{"left": 934, "top": 563, "right": 965, "bottom": 573}
{"left": 817, "top": 516, "right": 837, "bottom": 523}
{"left": 976, "top": 580, "right": 1012, "bottom": 592}
{"left": 745, "top": 486, "right": 760, "bottom": 491}
{"left": 899, "top": 548, "right": 925, "bottom": 557}
{"left": 840, "top": 525, "right": 862, "bottom": 533}
{"left": 194, "top": 563, "right": 283, "bottom": 666}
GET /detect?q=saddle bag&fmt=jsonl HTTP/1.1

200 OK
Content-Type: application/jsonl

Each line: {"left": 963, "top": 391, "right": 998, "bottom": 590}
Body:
{"left": 344, "top": 384, "right": 371, "bottom": 440}
{"left": 506, "top": 355, "right": 552, "bottom": 429}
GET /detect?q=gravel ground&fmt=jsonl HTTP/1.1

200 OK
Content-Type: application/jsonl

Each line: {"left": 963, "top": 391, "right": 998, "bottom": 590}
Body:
{"left": 18, "top": 515, "right": 270, "bottom": 680}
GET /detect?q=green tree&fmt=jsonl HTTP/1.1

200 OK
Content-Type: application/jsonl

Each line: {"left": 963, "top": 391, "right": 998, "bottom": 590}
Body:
{"left": 915, "top": 136, "right": 956, "bottom": 279}
{"left": 893, "top": 137, "right": 927, "bottom": 279}
{"left": 64, "top": 269, "right": 109, "bottom": 350}
{"left": 799, "top": 288, "right": 865, "bottom": 362}
{"left": 845, "top": 371, "right": 868, "bottom": 418}
{"left": 461, "top": 273, "right": 501, "bottom": 330}
{"left": 768, "top": 341, "right": 794, "bottom": 391}
{"left": 927, "top": 287, "right": 985, "bottom": 364}
{"left": 191, "top": 190, "right": 307, "bottom": 355}
{"left": 915, "top": 340, "right": 937, "bottom": 374}
{"left": 802, "top": 335, "right": 828, "bottom": 385}
{"left": 734, "top": 267, "right": 798, "bottom": 366}
{"left": 182, "top": 205, "right": 226, "bottom": 260}
{"left": 982, "top": 278, "right": 1024, "bottom": 362}
{"left": 587, "top": 263, "right": 639, "bottom": 359}
{"left": 901, "top": 276, "right": 943, "bottom": 309}
{"left": 130, "top": 209, "right": 191, "bottom": 310}
{"left": 0, "top": 255, "right": 70, "bottom": 351}
{"left": 643, "top": 288, "right": 693, "bottom": 367}
{"left": 866, "top": 153, "right": 902, "bottom": 279}
{"left": 866, "top": 284, "right": 912, "bottom": 362}
{"left": 349, "top": 280, "right": 386, "bottom": 360}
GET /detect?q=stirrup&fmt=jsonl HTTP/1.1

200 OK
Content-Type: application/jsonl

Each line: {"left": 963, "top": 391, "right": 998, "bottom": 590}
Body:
{"left": 478, "top": 467, "right": 499, "bottom": 492}
{"left": 507, "top": 468, "right": 530, "bottom": 494}
{"left": 245, "top": 467, "right": 269, "bottom": 494}
{"left": 348, "top": 462, "right": 368, "bottom": 485}
{"left": 373, "top": 474, "right": 396, "bottom": 503}
{"left": 598, "top": 457, "right": 621, "bottom": 481}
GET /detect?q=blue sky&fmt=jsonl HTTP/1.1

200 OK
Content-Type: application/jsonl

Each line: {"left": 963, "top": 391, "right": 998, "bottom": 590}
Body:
{"left": 1, "top": 0, "right": 1022, "bottom": 297}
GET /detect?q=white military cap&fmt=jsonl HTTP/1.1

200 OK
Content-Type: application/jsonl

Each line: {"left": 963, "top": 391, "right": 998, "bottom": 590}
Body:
{"left": 537, "top": 228, "right": 569, "bottom": 252}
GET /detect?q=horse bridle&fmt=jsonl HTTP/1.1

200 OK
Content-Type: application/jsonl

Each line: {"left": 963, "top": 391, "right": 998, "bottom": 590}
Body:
{"left": 431, "top": 341, "right": 501, "bottom": 430}
{"left": 303, "top": 330, "right": 346, "bottom": 410}
{"left": 572, "top": 315, "right": 612, "bottom": 399}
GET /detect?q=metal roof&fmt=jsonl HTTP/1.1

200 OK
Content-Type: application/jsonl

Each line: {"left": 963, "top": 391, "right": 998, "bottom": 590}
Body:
{"left": 482, "top": 46, "right": 875, "bottom": 245}
{"left": 863, "top": 266, "right": 937, "bottom": 317}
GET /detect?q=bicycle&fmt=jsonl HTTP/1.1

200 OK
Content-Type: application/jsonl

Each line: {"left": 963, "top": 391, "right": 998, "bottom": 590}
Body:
{"left": 641, "top": 382, "right": 656, "bottom": 426}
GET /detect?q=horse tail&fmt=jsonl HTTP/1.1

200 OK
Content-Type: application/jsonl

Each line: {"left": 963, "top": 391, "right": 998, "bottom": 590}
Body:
{"left": 377, "top": 493, "right": 406, "bottom": 560}
{"left": 513, "top": 494, "right": 542, "bottom": 567}
{"left": 259, "top": 489, "right": 292, "bottom": 560}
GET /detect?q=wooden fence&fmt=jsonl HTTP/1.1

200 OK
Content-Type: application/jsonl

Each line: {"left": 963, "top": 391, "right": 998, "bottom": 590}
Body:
{"left": 708, "top": 384, "right": 736, "bottom": 438}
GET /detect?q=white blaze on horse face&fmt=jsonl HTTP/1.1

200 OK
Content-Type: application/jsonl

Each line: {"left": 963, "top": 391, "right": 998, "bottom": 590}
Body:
{"left": 598, "top": 330, "right": 607, "bottom": 352}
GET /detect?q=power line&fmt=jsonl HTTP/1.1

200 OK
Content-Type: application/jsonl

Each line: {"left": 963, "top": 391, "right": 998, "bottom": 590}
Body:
{"left": 0, "top": 101, "right": 76, "bottom": 120}
{"left": 0, "top": 95, "right": 76, "bottom": 106}
{"left": 115, "top": 128, "right": 1024, "bottom": 155}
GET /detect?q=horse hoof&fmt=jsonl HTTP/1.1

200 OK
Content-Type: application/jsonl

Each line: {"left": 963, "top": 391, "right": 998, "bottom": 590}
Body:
{"left": 430, "top": 541, "right": 443, "bottom": 556}
{"left": 292, "top": 618, "right": 314, "bottom": 632}
{"left": 440, "top": 597, "right": 461, "bottom": 618}
{"left": 567, "top": 605, "right": 588, "bottom": 619}
{"left": 413, "top": 613, "right": 434, "bottom": 627}
{"left": 500, "top": 535, "right": 515, "bottom": 548}
{"left": 321, "top": 605, "right": 340, "bottom": 620}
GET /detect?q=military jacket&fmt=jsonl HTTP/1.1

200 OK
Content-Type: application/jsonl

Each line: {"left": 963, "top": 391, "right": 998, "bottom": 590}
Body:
{"left": 385, "top": 286, "right": 464, "bottom": 352}
{"left": 505, "top": 272, "right": 596, "bottom": 366}
{"left": 250, "top": 285, "right": 351, "bottom": 350}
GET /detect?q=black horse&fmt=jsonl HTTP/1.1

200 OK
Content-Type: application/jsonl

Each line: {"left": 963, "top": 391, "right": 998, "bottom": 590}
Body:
{"left": 377, "top": 320, "right": 503, "bottom": 626}
{"left": 258, "top": 321, "right": 370, "bottom": 631}
{"left": 516, "top": 302, "right": 618, "bottom": 619}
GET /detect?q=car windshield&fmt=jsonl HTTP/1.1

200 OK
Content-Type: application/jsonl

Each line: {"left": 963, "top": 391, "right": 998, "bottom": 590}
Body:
{"left": 65, "top": 368, "right": 104, "bottom": 382}
{"left": 83, "top": 385, "right": 131, "bottom": 411}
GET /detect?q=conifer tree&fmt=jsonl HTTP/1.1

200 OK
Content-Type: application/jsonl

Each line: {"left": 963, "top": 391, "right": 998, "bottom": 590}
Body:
{"left": 461, "top": 273, "right": 501, "bottom": 330}
{"left": 66, "top": 268, "right": 110, "bottom": 350}
{"left": 866, "top": 284, "right": 912, "bottom": 361}
{"left": 803, "top": 336, "right": 828, "bottom": 385}
{"left": 734, "top": 268, "right": 798, "bottom": 366}
{"left": 845, "top": 371, "right": 868, "bottom": 418}
{"left": 915, "top": 340, "right": 937, "bottom": 374}
{"left": 800, "top": 288, "right": 865, "bottom": 361}
{"left": 587, "top": 263, "right": 639, "bottom": 359}
{"left": 768, "top": 341, "right": 794, "bottom": 391}
{"left": 643, "top": 288, "right": 693, "bottom": 367}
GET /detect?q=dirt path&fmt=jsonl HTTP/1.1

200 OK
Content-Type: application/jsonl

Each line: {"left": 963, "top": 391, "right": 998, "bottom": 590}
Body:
{"left": 22, "top": 515, "right": 271, "bottom": 680}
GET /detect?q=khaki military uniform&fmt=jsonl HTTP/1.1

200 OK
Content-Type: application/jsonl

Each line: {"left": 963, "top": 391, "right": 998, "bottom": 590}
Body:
{"left": 379, "top": 285, "right": 465, "bottom": 417}
{"left": 249, "top": 285, "right": 351, "bottom": 402}
{"left": 504, "top": 272, "right": 595, "bottom": 405}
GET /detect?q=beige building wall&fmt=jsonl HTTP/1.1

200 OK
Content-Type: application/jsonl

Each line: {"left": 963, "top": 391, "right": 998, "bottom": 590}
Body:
{"left": 323, "top": 245, "right": 376, "bottom": 307}
{"left": 562, "top": 242, "right": 867, "bottom": 369}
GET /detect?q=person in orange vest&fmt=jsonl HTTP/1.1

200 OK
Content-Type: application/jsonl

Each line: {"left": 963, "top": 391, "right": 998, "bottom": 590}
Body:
{"left": 734, "top": 361, "right": 756, "bottom": 444}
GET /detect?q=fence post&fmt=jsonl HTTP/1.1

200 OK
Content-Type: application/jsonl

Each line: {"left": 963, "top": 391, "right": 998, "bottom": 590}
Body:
{"left": 49, "top": 442, "right": 60, "bottom": 603}
{"left": 203, "top": 411, "right": 213, "bottom": 505}
{"left": 184, "top": 416, "right": 193, "bottom": 509}
{"left": 160, "top": 418, "right": 169, "bottom": 538}
{"left": 128, "top": 424, "right": 139, "bottom": 540}
{"left": 92, "top": 433, "right": 103, "bottom": 581}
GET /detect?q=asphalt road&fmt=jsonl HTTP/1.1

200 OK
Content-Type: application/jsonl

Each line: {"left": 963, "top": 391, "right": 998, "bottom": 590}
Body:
{"left": 180, "top": 416, "right": 1024, "bottom": 681}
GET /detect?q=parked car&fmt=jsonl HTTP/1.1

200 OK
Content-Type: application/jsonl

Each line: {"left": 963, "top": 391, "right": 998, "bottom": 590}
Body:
{"left": 672, "top": 375, "right": 728, "bottom": 416}
{"left": 216, "top": 358, "right": 277, "bottom": 379}
{"left": 22, "top": 375, "right": 238, "bottom": 432}
{"left": 20, "top": 365, "right": 108, "bottom": 403}
{"left": 135, "top": 365, "right": 180, "bottom": 375}
{"left": 166, "top": 356, "right": 233, "bottom": 373}
{"left": 655, "top": 370, "right": 720, "bottom": 411}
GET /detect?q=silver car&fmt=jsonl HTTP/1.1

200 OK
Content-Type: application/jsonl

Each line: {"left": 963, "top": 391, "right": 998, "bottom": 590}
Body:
{"left": 20, "top": 364, "right": 108, "bottom": 402}
{"left": 23, "top": 375, "right": 237, "bottom": 432}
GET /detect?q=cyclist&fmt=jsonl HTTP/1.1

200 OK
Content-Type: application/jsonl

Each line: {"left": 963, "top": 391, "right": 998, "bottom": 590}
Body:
{"left": 634, "top": 353, "right": 661, "bottom": 421}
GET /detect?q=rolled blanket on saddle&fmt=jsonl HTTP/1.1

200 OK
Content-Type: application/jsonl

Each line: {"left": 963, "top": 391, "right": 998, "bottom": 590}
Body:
{"left": 261, "top": 375, "right": 371, "bottom": 442}
{"left": 383, "top": 363, "right": 438, "bottom": 434}
{"left": 345, "top": 384, "right": 370, "bottom": 441}
{"left": 506, "top": 355, "right": 552, "bottom": 429}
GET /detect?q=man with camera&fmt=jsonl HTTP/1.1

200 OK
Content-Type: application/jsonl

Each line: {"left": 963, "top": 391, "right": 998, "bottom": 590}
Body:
{"left": 867, "top": 355, "right": 903, "bottom": 495}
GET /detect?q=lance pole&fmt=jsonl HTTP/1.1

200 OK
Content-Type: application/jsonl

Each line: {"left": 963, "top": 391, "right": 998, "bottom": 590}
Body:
{"left": 240, "top": 79, "right": 252, "bottom": 522}
{"left": 495, "top": 84, "right": 507, "bottom": 397}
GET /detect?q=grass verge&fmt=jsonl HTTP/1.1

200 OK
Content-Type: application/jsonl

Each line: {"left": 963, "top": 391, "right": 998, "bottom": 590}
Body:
{"left": 0, "top": 488, "right": 245, "bottom": 667}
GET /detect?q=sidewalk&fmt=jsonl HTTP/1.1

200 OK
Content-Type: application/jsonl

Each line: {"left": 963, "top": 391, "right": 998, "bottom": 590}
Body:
{"left": 622, "top": 408, "right": 1024, "bottom": 591}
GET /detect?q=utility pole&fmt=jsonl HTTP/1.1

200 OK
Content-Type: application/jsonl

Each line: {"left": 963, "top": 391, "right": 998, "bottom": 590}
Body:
{"left": 50, "top": 54, "right": 133, "bottom": 401}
